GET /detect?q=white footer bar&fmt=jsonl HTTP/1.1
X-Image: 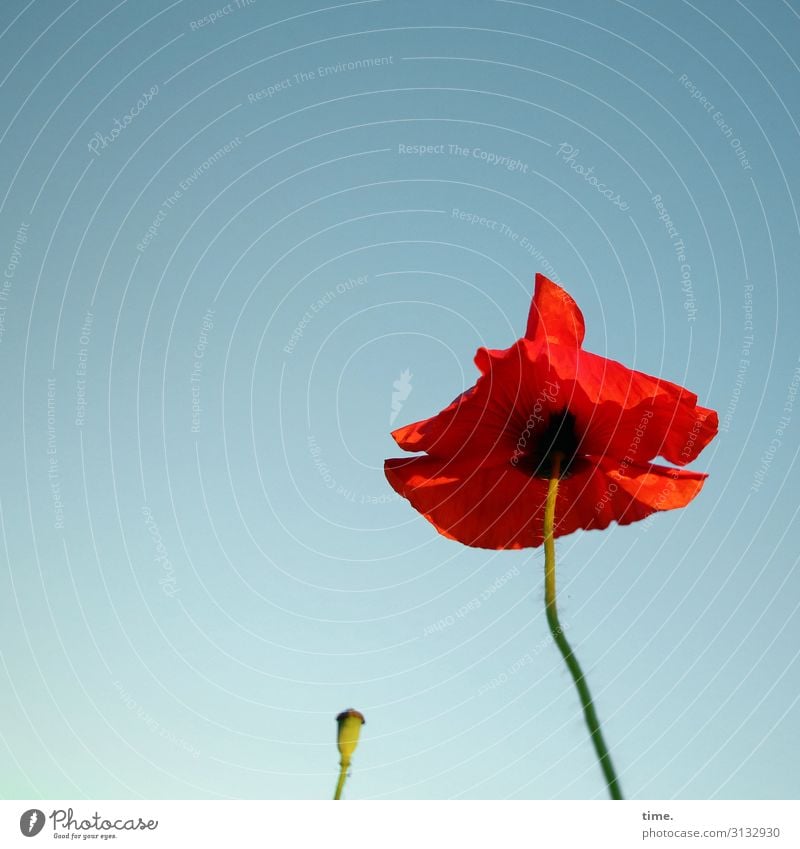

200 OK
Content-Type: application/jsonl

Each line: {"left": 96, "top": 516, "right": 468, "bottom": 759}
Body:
{"left": 2, "top": 799, "right": 797, "bottom": 848}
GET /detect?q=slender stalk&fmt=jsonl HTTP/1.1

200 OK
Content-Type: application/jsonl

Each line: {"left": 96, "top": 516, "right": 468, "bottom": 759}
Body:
{"left": 333, "top": 762, "right": 348, "bottom": 800}
{"left": 544, "top": 451, "right": 623, "bottom": 800}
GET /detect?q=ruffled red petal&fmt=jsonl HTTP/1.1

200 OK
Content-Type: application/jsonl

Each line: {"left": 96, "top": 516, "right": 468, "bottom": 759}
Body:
{"left": 385, "top": 454, "right": 549, "bottom": 549}
{"left": 384, "top": 453, "right": 707, "bottom": 550}
{"left": 556, "top": 456, "right": 708, "bottom": 537}
{"left": 391, "top": 337, "right": 717, "bottom": 470}
{"left": 525, "top": 274, "right": 585, "bottom": 349}
{"left": 544, "top": 344, "right": 718, "bottom": 466}
{"left": 390, "top": 340, "right": 563, "bottom": 467}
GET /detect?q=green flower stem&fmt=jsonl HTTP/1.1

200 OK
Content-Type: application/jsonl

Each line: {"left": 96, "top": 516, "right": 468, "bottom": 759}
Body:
{"left": 333, "top": 761, "right": 349, "bottom": 800}
{"left": 544, "top": 451, "right": 623, "bottom": 800}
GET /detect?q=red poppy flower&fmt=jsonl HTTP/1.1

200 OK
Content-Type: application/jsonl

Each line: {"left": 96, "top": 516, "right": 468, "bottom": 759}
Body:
{"left": 385, "top": 275, "right": 718, "bottom": 549}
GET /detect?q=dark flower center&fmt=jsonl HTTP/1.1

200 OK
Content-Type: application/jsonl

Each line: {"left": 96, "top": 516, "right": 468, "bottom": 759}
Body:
{"left": 514, "top": 409, "right": 581, "bottom": 478}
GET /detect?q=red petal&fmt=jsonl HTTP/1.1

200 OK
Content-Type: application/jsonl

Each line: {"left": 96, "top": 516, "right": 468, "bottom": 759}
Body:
{"left": 525, "top": 274, "right": 585, "bottom": 349}
{"left": 390, "top": 340, "right": 561, "bottom": 466}
{"left": 391, "top": 335, "right": 717, "bottom": 472}
{"left": 385, "top": 454, "right": 549, "bottom": 549}
{"left": 384, "top": 454, "right": 708, "bottom": 549}
{"left": 544, "top": 345, "right": 719, "bottom": 466}
{"left": 556, "top": 456, "right": 708, "bottom": 537}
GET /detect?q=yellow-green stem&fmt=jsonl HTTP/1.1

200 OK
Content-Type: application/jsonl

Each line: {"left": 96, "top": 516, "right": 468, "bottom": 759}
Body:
{"left": 544, "top": 452, "right": 623, "bottom": 800}
{"left": 333, "top": 761, "right": 349, "bottom": 800}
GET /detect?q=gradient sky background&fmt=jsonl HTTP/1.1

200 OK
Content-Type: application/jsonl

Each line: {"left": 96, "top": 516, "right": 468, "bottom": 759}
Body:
{"left": 0, "top": 0, "right": 798, "bottom": 801}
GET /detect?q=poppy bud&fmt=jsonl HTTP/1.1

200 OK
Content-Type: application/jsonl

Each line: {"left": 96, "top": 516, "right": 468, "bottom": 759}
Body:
{"left": 336, "top": 708, "right": 365, "bottom": 766}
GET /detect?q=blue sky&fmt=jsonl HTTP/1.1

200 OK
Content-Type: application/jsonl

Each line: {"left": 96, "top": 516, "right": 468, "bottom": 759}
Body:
{"left": 0, "top": 0, "right": 799, "bottom": 800}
